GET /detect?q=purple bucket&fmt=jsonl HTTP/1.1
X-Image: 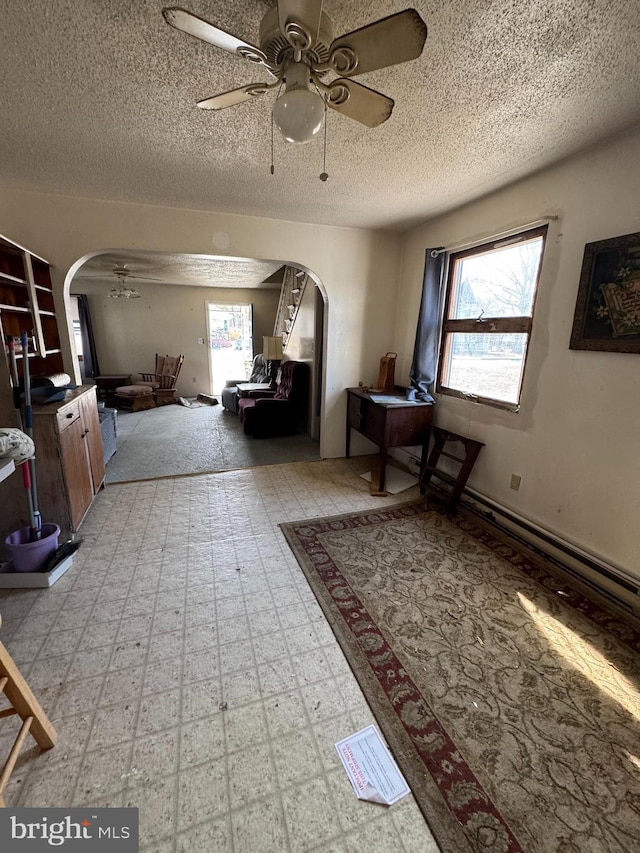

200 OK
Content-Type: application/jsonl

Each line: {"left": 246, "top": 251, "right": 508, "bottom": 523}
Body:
{"left": 5, "top": 524, "right": 60, "bottom": 573}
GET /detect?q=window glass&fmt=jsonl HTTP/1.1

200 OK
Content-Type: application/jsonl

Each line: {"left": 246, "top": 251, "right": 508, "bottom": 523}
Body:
{"left": 443, "top": 333, "right": 528, "bottom": 404}
{"left": 450, "top": 238, "right": 543, "bottom": 319}
{"left": 437, "top": 226, "right": 547, "bottom": 410}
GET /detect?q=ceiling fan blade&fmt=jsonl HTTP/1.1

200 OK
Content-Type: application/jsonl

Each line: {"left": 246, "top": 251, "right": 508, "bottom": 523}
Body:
{"left": 278, "top": 0, "right": 323, "bottom": 48}
{"left": 112, "top": 265, "right": 163, "bottom": 282}
{"left": 329, "top": 9, "right": 427, "bottom": 77}
{"left": 162, "top": 7, "right": 267, "bottom": 65}
{"left": 327, "top": 79, "right": 393, "bottom": 127}
{"left": 197, "top": 84, "right": 269, "bottom": 111}
{"left": 127, "top": 274, "right": 165, "bottom": 282}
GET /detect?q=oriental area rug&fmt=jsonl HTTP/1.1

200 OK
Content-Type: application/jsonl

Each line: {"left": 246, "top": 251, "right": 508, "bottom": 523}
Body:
{"left": 280, "top": 500, "right": 640, "bottom": 853}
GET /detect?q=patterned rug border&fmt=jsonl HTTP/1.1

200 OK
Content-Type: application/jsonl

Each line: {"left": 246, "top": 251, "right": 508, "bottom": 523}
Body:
{"left": 279, "top": 498, "right": 640, "bottom": 853}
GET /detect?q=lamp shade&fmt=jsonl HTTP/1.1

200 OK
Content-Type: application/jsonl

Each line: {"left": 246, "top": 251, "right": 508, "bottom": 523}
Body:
{"left": 263, "top": 336, "right": 283, "bottom": 360}
{"left": 272, "top": 60, "right": 325, "bottom": 145}
{"left": 272, "top": 88, "right": 325, "bottom": 144}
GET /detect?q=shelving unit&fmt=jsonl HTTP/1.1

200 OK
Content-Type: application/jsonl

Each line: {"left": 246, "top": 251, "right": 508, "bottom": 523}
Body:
{"left": 0, "top": 234, "right": 64, "bottom": 426}
{"left": 0, "top": 236, "right": 105, "bottom": 551}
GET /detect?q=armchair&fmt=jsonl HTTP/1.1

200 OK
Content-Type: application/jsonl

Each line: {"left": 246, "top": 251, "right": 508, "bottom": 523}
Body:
{"left": 136, "top": 354, "right": 184, "bottom": 405}
{"left": 221, "top": 353, "right": 269, "bottom": 414}
{"left": 238, "top": 360, "right": 310, "bottom": 438}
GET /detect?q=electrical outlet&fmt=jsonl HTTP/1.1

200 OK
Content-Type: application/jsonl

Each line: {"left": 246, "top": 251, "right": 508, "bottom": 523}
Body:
{"left": 197, "top": 337, "right": 205, "bottom": 345}
{"left": 510, "top": 474, "right": 522, "bottom": 491}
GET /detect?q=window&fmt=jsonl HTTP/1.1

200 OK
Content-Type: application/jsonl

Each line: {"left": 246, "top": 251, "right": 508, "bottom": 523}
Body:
{"left": 437, "top": 225, "right": 547, "bottom": 411}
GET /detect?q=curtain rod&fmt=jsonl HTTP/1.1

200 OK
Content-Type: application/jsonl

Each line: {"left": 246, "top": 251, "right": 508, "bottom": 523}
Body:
{"left": 430, "top": 215, "right": 559, "bottom": 258}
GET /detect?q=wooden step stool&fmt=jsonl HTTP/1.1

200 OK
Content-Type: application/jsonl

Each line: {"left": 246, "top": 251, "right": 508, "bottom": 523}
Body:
{"left": 0, "top": 615, "right": 56, "bottom": 807}
{"left": 419, "top": 427, "right": 484, "bottom": 513}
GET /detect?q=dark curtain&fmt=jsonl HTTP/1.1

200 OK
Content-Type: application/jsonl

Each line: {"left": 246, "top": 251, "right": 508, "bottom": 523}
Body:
{"left": 409, "top": 249, "right": 445, "bottom": 403}
{"left": 77, "top": 294, "right": 101, "bottom": 379}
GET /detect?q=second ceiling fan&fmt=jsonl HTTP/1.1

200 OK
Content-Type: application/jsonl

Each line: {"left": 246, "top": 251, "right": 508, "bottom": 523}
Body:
{"left": 163, "top": 2, "right": 428, "bottom": 144}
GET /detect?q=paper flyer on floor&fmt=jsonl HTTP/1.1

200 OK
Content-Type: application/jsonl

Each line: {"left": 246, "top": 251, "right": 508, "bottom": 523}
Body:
{"left": 335, "top": 725, "right": 410, "bottom": 806}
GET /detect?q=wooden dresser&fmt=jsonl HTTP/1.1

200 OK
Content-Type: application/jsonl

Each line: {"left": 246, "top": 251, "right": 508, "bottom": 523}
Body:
{"left": 1, "top": 386, "right": 105, "bottom": 545}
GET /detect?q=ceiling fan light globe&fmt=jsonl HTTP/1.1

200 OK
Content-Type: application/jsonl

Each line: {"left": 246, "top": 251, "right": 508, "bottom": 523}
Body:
{"left": 272, "top": 88, "right": 325, "bottom": 144}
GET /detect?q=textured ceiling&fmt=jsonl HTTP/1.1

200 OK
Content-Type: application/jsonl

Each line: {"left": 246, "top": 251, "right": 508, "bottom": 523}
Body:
{"left": 74, "top": 251, "right": 285, "bottom": 289}
{"left": 1, "top": 1, "right": 640, "bottom": 231}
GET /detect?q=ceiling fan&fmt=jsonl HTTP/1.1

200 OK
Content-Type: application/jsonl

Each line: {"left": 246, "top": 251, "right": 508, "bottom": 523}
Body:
{"left": 162, "top": 3, "right": 428, "bottom": 144}
{"left": 108, "top": 267, "right": 142, "bottom": 299}
{"left": 108, "top": 264, "right": 176, "bottom": 298}
{"left": 82, "top": 264, "right": 162, "bottom": 299}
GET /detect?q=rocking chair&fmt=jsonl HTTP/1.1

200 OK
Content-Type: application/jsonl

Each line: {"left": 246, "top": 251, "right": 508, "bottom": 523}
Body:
{"left": 137, "top": 354, "right": 184, "bottom": 405}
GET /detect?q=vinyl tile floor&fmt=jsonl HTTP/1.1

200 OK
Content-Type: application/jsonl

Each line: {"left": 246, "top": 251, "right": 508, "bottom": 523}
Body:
{"left": 0, "top": 458, "right": 439, "bottom": 853}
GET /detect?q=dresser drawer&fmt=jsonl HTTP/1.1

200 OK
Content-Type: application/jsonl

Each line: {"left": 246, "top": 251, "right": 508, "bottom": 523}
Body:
{"left": 347, "top": 394, "right": 363, "bottom": 428}
{"left": 56, "top": 403, "right": 81, "bottom": 434}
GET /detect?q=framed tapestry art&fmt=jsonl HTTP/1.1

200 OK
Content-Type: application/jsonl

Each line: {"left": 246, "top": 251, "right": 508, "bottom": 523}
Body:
{"left": 570, "top": 230, "right": 640, "bottom": 353}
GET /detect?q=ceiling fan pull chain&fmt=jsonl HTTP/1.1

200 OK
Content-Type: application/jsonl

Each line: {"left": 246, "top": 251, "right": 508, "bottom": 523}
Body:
{"left": 320, "top": 100, "right": 329, "bottom": 182}
{"left": 270, "top": 112, "right": 275, "bottom": 175}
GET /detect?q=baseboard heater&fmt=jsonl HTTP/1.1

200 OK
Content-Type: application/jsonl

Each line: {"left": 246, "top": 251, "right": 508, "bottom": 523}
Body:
{"left": 456, "top": 487, "right": 640, "bottom": 616}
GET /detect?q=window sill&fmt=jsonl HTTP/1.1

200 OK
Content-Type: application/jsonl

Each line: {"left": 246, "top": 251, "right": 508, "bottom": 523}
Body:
{"left": 437, "top": 387, "right": 520, "bottom": 413}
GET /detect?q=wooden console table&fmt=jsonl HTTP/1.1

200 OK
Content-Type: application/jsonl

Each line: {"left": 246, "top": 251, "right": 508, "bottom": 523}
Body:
{"left": 237, "top": 382, "right": 272, "bottom": 396}
{"left": 345, "top": 388, "right": 433, "bottom": 493}
{"left": 94, "top": 374, "right": 131, "bottom": 405}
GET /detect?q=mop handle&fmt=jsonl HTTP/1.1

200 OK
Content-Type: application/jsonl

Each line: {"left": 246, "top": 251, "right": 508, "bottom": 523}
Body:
{"left": 21, "top": 331, "right": 42, "bottom": 541}
{"left": 21, "top": 331, "right": 31, "bottom": 415}
{"left": 22, "top": 458, "right": 31, "bottom": 491}
{"left": 21, "top": 460, "right": 36, "bottom": 529}
{"left": 30, "top": 458, "right": 42, "bottom": 537}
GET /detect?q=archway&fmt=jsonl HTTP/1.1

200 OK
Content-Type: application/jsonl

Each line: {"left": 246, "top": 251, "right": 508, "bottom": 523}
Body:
{"left": 62, "top": 247, "right": 329, "bottom": 474}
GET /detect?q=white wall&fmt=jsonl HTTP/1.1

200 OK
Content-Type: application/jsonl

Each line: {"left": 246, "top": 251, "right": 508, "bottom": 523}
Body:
{"left": 284, "top": 277, "right": 318, "bottom": 432}
{"left": 76, "top": 279, "right": 280, "bottom": 397}
{"left": 5, "top": 129, "right": 636, "bottom": 573}
{"left": 0, "top": 189, "right": 403, "bottom": 458}
{"left": 394, "top": 126, "right": 640, "bottom": 576}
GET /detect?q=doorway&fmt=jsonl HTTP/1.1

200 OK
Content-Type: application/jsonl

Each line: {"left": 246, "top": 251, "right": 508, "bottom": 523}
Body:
{"left": 206, "top": 302, "right": 254, "bottom": 394}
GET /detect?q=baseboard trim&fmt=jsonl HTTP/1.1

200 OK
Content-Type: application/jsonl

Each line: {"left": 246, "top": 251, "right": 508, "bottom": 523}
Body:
{"left": 457, "top": 487, "right": 640, "bottom": 616}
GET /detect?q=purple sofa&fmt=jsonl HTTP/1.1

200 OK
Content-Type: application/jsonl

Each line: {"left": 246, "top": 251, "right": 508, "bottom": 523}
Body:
{"left": 238, "top": 360, "right": 310, "bottom": 438}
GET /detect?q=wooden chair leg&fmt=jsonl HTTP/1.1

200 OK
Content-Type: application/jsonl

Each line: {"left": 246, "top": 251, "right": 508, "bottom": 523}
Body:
{"left": 446, "top": 442, "right": 483, "bottom": 512}
{"left": 0, "top": 641, "right": 56, "bottom": 750}
{"left": 0, "top": 716, "right": 33, "bottom": 798}
{"left": 0, "top": 632, "right": 56, "bottom": 807}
